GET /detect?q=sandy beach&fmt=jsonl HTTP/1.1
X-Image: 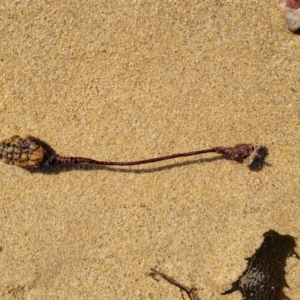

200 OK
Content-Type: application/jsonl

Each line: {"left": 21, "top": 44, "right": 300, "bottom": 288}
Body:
{"left": 0, "top": 1, "right": 300, "bottom": 299}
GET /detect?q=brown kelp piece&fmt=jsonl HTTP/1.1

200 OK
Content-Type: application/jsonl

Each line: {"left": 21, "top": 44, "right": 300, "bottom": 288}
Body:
{"left": 222, "top": 230, "right": 299, "bottom": 300}
{"left": 0, "top": 135, "right": 268, "bottom": 170}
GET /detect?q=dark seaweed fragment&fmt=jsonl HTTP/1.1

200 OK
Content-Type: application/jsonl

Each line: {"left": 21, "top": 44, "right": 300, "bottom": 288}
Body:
{"left": 222, "top": 230, "right": 299, "bottom": 300}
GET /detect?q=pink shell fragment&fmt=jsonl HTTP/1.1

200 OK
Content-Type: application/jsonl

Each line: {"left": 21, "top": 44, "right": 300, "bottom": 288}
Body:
{"left": 278, "top": 0, "right": 300, "bottom": 31}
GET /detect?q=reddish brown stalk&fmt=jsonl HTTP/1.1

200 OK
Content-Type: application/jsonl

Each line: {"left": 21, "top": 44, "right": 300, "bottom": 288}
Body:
{"left": 0, "top": 136, "right": 268, "bottom": 170}
{"left": 42, "top": 148, "right": 216, "bottom": 166}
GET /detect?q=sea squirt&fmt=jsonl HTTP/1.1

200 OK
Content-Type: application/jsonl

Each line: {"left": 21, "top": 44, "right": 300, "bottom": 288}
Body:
{"left": 222, "top": 230, "right": 299, "bottom": 300}
{"left": 0, "top": 135, "right": 268, "bottom": 170}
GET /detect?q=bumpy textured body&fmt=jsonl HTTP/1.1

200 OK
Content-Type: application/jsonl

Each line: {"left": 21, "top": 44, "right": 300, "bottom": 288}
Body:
{"left": 0, "top": 135, "right": 45, "bottom": 168}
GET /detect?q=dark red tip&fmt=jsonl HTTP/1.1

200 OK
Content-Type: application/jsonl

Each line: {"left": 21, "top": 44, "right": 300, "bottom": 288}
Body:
{"left": 285, "top": 0, "right": 300, "bottom": 9}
